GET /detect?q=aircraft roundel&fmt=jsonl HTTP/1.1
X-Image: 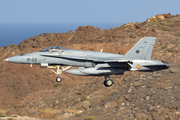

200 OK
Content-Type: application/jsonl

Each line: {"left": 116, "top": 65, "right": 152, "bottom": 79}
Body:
{"left": 137, "top": 65, "right": 141, "bottom": 69}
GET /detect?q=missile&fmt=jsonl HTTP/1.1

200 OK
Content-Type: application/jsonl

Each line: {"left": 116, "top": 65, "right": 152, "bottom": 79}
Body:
{"left": 66, "top": 67, "right": 125, "bottom": 76}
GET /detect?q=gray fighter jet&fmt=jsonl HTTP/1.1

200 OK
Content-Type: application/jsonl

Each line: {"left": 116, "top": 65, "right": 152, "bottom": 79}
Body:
{"left": 5, "top": 37, "right": 171, "bottom": 87}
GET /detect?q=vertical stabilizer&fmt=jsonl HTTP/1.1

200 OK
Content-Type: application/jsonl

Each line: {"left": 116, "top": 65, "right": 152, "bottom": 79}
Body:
{"left": 124, "top": 37, "right": 156, "bottom": 60}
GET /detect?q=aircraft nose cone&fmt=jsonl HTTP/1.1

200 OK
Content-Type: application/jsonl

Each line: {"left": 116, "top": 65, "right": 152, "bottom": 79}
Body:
{"left": 5, "top": 55, "right": 23, "bottom": 63}
{"left": 5, "top": 58, "right": 9, "bottom": 61}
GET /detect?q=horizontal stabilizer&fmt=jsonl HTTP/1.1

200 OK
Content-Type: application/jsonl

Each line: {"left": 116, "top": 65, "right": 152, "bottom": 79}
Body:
{"left": 142, "top": 63, "right": 174, "bottom": 67}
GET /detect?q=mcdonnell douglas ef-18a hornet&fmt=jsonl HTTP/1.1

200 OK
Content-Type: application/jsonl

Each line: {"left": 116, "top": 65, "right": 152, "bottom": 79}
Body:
{"left": 5, "top": 37, "right": 172, "bottom": 87}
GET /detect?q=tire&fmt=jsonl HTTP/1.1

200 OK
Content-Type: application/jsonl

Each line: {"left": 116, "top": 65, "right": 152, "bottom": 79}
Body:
{"left": 56, "top": 77, "right": 62, "bottom": 82}
{"left": 104, "top": 79, "right": 113, "bottom": 87}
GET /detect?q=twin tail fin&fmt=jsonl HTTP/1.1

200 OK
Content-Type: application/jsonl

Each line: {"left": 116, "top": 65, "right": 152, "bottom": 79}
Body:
{"left": 124, "top": 37, "right": 156, "bottom": 60}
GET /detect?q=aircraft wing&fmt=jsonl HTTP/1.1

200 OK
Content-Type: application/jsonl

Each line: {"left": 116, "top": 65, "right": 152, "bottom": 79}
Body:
{"left": 94, "top": 59, "right": 129, "bottom": 62}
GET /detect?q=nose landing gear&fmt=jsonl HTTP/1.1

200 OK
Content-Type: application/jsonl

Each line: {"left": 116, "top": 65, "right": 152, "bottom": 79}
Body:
{"left": 50, "top": 66, "right": 71, "bottom": 82}
{"left": 56, "top": 76, "right": 62, "bottom": 82}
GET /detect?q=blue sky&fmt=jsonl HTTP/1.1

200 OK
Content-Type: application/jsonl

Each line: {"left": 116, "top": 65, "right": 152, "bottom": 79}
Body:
{"left": 0, "top": 0, "right": 180, "bottom": 23}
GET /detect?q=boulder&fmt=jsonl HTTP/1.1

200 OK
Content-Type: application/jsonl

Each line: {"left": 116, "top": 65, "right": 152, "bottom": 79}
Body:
{"left": 76, "top": 25, "right": 94, "bottom": 31}
{"left": 129, "top": 33, "right": 136, "bottom": 38}
{"left": 163, "top": 13, "right": 173, "bottom": 18}
{"left": 135, "top": 112, "right": 148, "bottom": 120}
{"left": 156, "top": 14, "right": 165, "bottom": 20}
{"left": 147, "top": 16, "right": 156, "bottom": 22}
{"left": 105, "top": 101, "right": 117, "bottom": 108}
{"left": 134, "top": 81, "right": 141, "bottom": 87}
{"left": 81, "top": 101, "right": 91, "bottom": 109}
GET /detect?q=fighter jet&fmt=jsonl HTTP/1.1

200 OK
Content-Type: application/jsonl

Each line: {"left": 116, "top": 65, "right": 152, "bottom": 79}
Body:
{"left": 5, "top": 37, "right": 171, "bottom": 87}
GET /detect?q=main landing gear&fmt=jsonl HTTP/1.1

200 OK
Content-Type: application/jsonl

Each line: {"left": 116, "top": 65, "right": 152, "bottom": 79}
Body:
{"left": 104, "top": 75, "right": 114, "bottom": 87}
{"left": 50, "top": 66, "right": 71, "bottom": 82}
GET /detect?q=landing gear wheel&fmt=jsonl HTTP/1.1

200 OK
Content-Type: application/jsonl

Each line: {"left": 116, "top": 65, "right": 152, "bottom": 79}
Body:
{"left": 104, "top": 79, "right": 113, "bottom": 87}
{"left": 56, "top": 77, "right": 62, "bottom": 82}
{"left": 50, "top": 66, "right": 71, "bottom": 83}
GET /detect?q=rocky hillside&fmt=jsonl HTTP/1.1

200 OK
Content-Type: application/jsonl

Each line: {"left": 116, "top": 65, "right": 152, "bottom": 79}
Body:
{"left": 1, "top": 13, "right": 180, "bottom": 119}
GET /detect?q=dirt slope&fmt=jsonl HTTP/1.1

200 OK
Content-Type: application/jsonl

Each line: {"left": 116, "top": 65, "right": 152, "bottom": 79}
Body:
{"left": 1, "top": 13, "right": 180, "bottom": 119}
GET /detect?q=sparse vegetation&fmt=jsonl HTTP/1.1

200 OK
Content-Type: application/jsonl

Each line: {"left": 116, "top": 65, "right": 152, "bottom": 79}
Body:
{"left": 81, "top": 95, "right": 87, "bottom": 101}
{"left": 84, "top": 111, "right": 88, "bottom": 114}
{"left": 161, "top": 45, "right": 168, "bottom": 49}
{"left": 7, "top": 118, "right": 13, "bottom": 120}
{"left": 63, "top": 109, "right": 76, "bottom": 113}
{"left": 175, "top": 49, "right": 180, "bottom": 53}
{"left": 73, "top": 96, "right": 87, "bottom": 105}
{"left": 174, "top": 31, "right": 180, "bottom": 36}
{"left": 120, "top": 25, "right": 125, "bottom": 27}
{"left": 76, "top": 106, "right": 83, "bottom": 110}
{"left": 54, "top": 82, "right": 60, "bottom": 87}
{"left": 0, "top": 114, "right": 6, "bottom": 117}
{"left": 146, "top": 19, "right": 158, "bottom": 26}
{"left": 170, "top": 40, "right": 177, "bottom": 44}
{"left": 169, "top": 16, "right": 180, "bottom": 22}
{"left": 40, "top": 109, "right": 59, "bottom": 119}
{"left": 71, "top": 97, "right": 75, "bottom": 101}
{"left": 85, "top": 116, "right": 96, "bottom": 120}
{"left": 29, "top": 86, "right": 33, "bottom": 90}
{"left": 10, "top": 44, "right": 16, "bottom": 47}
{"left": 161, "top": 21, "right": 172, "bottom": 26}
{"left": 7, "top": 106, "right": 12, "bottom": 109}
{"left": 73, "top": 100, "right": 80, "bottom": 105}
{"left": 75, "top": 113, "right": 82, "bottom": 117}
{"left": 0, "top": 109, "right": 7, "bottom": 114}
{"left": 42, "top": 109, "right": 58, "bottom": 114}
{"left": 159, "top": 25, "right": 167, "bottom": 29}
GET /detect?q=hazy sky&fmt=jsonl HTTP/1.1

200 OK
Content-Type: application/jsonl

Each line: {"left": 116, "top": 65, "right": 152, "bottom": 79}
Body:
{"left": 0, "top": 0, "right": 180, "bottom": 23}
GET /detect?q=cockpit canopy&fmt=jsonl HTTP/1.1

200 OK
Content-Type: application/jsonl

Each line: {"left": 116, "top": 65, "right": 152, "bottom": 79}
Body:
{"left": 40, "top": 46, "right": 70, "bottom": 52}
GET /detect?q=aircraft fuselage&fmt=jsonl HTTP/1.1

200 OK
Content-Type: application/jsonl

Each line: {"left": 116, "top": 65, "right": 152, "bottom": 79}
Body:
{"left": 6, "top": 50, "right": 124, "bottom": 67}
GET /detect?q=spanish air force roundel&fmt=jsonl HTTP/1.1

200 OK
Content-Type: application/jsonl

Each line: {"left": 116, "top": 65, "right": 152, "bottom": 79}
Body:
{"left": 137, "top": 65, "right": 141, "bottom": 69}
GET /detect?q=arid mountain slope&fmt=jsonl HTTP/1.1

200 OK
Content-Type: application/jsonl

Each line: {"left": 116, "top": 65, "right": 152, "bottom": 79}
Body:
{"left": 1, "top": 13, "right": 180, "bottom": 119}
